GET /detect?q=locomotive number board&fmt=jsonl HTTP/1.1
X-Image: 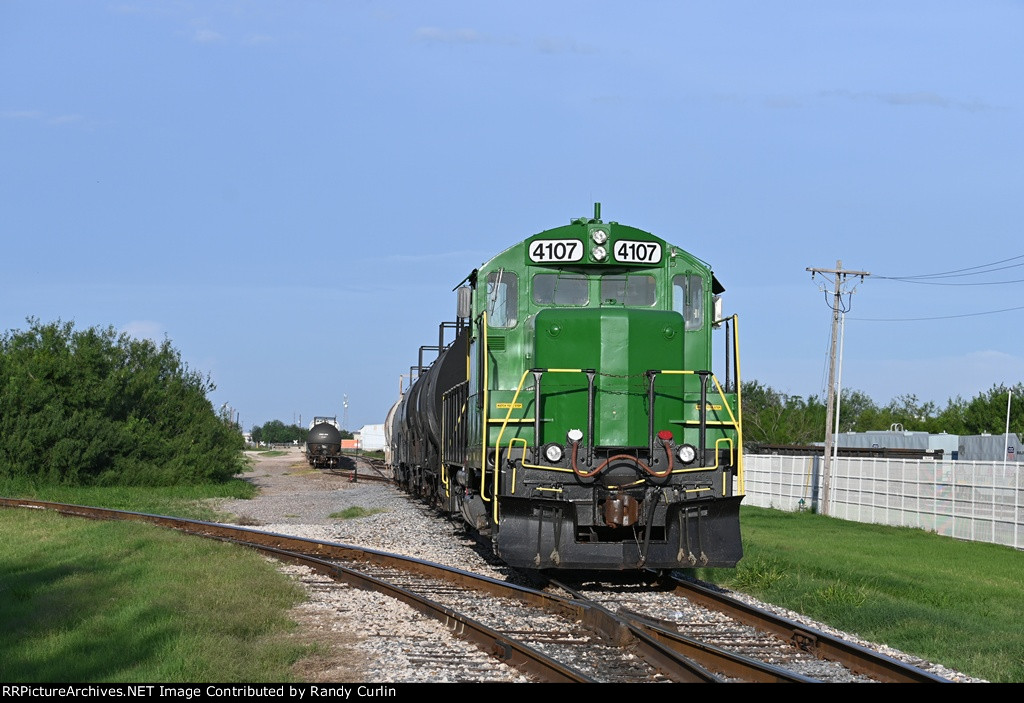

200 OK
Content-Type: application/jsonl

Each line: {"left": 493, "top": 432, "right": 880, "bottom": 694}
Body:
{"left": 527, "top": 239, "right": 664, "bottom": 264}
{"left": 613, "top": 240, "right": 663, "bottom": 264}
{"left": 528, "top": 239, "right": 584, "bottom": 263}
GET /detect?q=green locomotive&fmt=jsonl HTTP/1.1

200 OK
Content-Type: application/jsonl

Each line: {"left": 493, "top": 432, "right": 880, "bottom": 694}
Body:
{"left": 386, "top": 205, "right": 744, "bottom": 570}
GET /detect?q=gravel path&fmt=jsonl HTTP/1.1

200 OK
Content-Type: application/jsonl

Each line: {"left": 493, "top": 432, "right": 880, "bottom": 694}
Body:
{"left": 216, "top": 448, "right": 984, "bottom": 683}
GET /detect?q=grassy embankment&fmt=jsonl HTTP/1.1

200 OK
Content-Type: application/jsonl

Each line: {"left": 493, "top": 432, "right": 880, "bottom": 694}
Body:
{"left": 0, "top": 477, "right": 321, "bottom": 682}
{"left": 691, "top": 506, "right": 1024, "bottom": 683}
{"left": 1, "top": 479, "right": 1022, "bottom": 683}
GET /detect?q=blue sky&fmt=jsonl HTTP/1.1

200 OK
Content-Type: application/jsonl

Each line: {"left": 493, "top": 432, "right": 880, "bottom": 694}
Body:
{"left": 2, "top": 2, "right": 1022, "bottom": 432}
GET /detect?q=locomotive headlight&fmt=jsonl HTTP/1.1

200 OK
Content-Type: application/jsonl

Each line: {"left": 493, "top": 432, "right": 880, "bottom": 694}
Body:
{"left": 677, "top": 444, "right": 697, "bottom": 464}
{"left": 592, "top": 246, "right": 607, "bottom": 261}
{"left": 544, "top": 443, "right": 564, "bottom": 462}
{"left": 591, "top": 228, "right": 608, "bottom": 245}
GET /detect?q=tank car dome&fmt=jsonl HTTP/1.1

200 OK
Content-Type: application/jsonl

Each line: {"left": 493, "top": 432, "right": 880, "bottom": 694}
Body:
{"left": 307, "top": 422, "right": 342, "bottom": 444}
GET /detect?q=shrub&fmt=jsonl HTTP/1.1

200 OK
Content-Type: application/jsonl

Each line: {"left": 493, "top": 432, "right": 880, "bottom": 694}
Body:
{"left": 0, "top": 319, "right": 244, "bottom": 486}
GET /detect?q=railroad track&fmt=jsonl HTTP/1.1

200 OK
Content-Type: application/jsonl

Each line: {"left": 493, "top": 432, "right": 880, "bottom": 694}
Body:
{"left": 321, "top": 455, "right": 392, "bottom": 483}
{"left": 545, "top": 574, "right": 950, "bottom": 683}
{"left": 1, "top": 498, "right": 951, "bottom": 683}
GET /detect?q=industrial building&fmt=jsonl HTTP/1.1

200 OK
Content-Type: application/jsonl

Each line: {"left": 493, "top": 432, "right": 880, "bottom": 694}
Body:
{"left": 835, "top": 428, "right": 1022, "bottom": 462}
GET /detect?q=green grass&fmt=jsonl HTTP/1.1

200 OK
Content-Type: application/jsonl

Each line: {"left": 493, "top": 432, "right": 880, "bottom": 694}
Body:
{"left": 686, "top": 506, "right": 1024, "bottom": 682}
{"left": 0, "top": 509, "right": 313, "bottom": 682}
{"left": 329, "top": 506, "right": 386, "bottom": 519}
{"left": 0, "top": 478, "right": 257, "bottom": 522}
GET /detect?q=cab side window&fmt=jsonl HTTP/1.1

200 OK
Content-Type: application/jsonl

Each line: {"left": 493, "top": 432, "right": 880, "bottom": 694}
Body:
{"left": 672, "top": 274, "right": 704, "bottom": 330}
{"left": 486, "top": 270, "right": 518, "bottom": 327}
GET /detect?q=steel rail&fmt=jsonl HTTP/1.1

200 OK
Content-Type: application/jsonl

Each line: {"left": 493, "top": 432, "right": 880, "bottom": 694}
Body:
{"left": 549, "top": 578, "right": 817, "bottom": 683}
{"left": 663, "top": 574, "right": 950, "bottom": 683}
{"left": 616, "top": 608, "right": 818, "bottom": 683}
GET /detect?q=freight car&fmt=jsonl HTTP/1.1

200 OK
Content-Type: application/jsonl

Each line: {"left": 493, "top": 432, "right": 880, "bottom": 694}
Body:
{"left": 386, "top": 205, "right": 744, "bottom": 571}
{"left": 306, "top": 416, "right": 343, "bottom": 469}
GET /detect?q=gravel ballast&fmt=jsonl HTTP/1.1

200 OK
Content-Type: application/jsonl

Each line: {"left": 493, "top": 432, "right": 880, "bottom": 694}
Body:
{"left": 217, "top": 448, "right": 984, "bottom": 683}
{"left": 218, "top": 449, "right": 527, "bottom": 682}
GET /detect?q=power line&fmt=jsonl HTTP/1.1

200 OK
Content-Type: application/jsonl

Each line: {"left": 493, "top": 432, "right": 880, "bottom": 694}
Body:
{"left": 875, "top": 253, "right": 1024, "bottom": 282}
{"left": 859, "top": 253, "right": 1024, "bottom": 319}
{"left": 851, "top": 303, "right": 1024, "bottom": 322}
{"left": 875, "top": 275, "right": 1024, "bottom": 286}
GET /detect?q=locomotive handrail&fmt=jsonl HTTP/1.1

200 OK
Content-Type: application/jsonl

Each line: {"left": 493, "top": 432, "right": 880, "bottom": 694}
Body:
{"left": 440, "top": 390, "right": 449, "bottom": 495}
{"left": 492, "top": 366, "right": 743, "bottom": 505}
{"left": 652, "top": 314, "right": 745, "bottom": 493}
{"left": 491, "top": 368, "right": 537, "bottom": 522}
{"left": 712, "top": 368, "right": 743, "bottom": 492}
{"left": 480, "top": 311, "right": 491, "bottom": 507}
{"left": 651, "top": 368, "right": 741, "bottom": 446}
{"left": 492, "top": 367, "right": 594, "bottom": 515}
{"left": 725, "top": 314, "right": 744, "bottom": 493}
{"left": 440, "top": 383, "right": 469, "bottom": 497}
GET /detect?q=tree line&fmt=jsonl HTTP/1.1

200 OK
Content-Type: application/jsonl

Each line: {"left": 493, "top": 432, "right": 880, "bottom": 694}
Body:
{"left": 742, "top": 379, "right": 1024, "bottom": 447}
{"left": 0, "top": 319, "right": 244, "bottom": 486}
{"left": 2, "top": 317, "right": 1017, "bottom": 485}
{"left": 249, "top": 420, "right": 353, "bottom": 445}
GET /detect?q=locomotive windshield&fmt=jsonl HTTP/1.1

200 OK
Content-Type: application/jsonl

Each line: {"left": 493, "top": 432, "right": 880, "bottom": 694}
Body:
{"left": 600, "top": 274, "right": 656, "bottom": 307}
{"left": 532, "top": 273, "right": 588, "bottom": 306}
{"left": 532, "top": 273, "right": 659, "bottom": 307}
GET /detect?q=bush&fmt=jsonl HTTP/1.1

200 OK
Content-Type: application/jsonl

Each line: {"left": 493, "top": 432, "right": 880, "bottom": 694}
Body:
{"left": 0, "top": 319, "right": 244, "bottom": 486}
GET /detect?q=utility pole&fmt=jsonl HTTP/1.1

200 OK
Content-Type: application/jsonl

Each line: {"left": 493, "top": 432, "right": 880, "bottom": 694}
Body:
{"left": 807, "top": 261, "right": 870, "bottom": 515}
{"left": 343, "top": 394, "right": 349, "bottom": 431}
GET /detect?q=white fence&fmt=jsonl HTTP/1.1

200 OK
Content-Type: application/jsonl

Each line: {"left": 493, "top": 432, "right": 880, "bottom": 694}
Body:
{"left": 742, "top": 454, "right": 1024, "bottom": 550}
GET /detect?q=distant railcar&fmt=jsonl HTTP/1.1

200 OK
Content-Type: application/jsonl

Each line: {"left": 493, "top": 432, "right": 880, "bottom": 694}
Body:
{"left": 306, "top": 416, "right": 342, "bottom": 469}
{"left": 386, "top": 204, "right": 745, "bottom": 571}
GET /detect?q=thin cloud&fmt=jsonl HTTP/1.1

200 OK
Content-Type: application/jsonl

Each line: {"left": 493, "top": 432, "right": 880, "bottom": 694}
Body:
{"left": 535, "top": 37, "right": 599, "bottom": 55}
{"left": 2, "top": 111, "right": 90, "bottom": 128}
{"left": 414, "top": 26, "right": 599, "bottom": 56}
{"left": 193, "top": 28, "right": 224, "bottom": 43}
{"left": 364, "top": 248, "right": 493, "bottom": 266}
{"left": 1, "top": 110, "right": 43, "bottom": 120}
{"left": 415, "top": 27, "right": 503, "bottom": 45}
{"left": 243, "top": 34, "right": 277, "bottom": 46}
{"left": 109, "top": 4, "right": 169, "bottom": 18}
{"left": 49, "top": 114, "right": 84, "bottom": 126}
{"left": 821, "top": 89, "right": 999, "bottom": 113}
{"left": 762, "top": 95, "right": 803, "bottom": 109}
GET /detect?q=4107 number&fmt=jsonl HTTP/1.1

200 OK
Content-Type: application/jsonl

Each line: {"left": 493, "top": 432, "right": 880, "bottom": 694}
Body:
{"left": 529, "top": 239, "right": 584, "bottom": 263}
{"left": 614, "top": 240, "right": 662, "bottom": 264}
